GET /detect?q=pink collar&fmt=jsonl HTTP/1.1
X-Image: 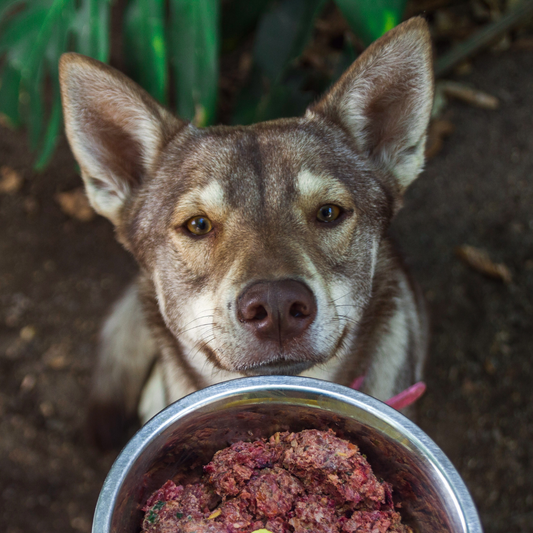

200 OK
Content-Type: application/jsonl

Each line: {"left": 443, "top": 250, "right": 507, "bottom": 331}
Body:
{"left": 350, "top": 375, "right": 426, "bottom": 411}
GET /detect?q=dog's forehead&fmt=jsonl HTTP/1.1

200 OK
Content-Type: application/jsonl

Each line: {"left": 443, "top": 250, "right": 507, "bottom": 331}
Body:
{"left": 166, "top": 120, "right": 358, "bottom": 212}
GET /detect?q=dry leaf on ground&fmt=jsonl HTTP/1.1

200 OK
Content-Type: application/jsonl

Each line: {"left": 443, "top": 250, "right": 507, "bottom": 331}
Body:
{"left": 42, "top": 343, "right": 70, "bottom": 370}
{"left": 55, "top": 188, "right": 95, "bottom": 222}
{"left": 456, "top": 245, "right": 512, "bottom": 283}
{"left": 0, "top": 166, "right": 23, "bottom": 194}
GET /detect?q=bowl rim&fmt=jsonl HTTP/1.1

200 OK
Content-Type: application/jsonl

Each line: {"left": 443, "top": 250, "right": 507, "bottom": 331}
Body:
{"left": 93, "top": 376, "right": 483, "bottom": 533}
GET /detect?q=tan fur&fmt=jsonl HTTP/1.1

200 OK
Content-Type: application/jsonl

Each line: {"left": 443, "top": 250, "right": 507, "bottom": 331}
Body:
{"left": 59, "top": 18, "right": 434, "bottom": 448}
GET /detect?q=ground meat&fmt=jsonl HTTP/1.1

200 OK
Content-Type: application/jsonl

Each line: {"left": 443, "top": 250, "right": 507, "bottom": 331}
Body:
{"left": 142, "top": 430, "right": 412, "bottom": 533}
{"left": 204, "top": 439, "right": 281, "bottom": 496}
{"left": 242, "top": 467, "right": 304, "bottom": 518}
{"left": 278, "top": 430, "right": 385, "bottom": 506}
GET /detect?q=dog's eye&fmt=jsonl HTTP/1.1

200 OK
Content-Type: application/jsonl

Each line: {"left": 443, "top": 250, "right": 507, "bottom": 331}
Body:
{"left": 185, "top": 216, "right": 213, "bottom": 235}
{"left": 316, "top": 205, "right": 341, "bottom": 223}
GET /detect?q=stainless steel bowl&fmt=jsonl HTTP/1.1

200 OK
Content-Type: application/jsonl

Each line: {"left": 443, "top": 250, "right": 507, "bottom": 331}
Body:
{"left": 93, "top": 376, "right": 482, "bottom": 533}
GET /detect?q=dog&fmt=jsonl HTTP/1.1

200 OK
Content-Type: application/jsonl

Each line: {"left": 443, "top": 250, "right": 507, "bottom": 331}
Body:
{"left": 59, "top": 17, "right": 433, "bottom": 449}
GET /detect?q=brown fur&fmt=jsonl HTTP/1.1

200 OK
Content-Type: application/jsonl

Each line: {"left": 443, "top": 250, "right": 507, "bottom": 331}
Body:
{"left": 59, "top": 18, "right": 434, "bottom": 449}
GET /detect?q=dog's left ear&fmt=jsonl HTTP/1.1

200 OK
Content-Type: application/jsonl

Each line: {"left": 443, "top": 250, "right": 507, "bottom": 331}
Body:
{"left": 59, "top": 53, "right": 184, "bottom": 224}
{"left": 307, "top": 17, "right": 434, "bottom": 193}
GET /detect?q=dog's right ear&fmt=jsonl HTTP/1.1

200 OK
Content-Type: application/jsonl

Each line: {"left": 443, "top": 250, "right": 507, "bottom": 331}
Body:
{"left": 59, "top": 53, "right": 184, "bottom": 224}
{"left": 307, "top": 17, "right": 433, "bottom": 196}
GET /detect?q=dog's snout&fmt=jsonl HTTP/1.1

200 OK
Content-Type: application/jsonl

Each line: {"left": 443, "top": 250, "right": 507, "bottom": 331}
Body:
{"left": 237, "top": 280, "right": 316, "bottom": 344}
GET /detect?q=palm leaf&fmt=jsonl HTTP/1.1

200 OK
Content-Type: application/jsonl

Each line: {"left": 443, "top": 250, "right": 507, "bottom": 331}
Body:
{"left": 124, "top": 0, "right": 167, "bottom": 103}
{"left": 253, "top": 0, "right": 327, "bottom": 83}
{"left": 0, "top": 0, "right": 27, "bottom": 26}
{"left": 21, "top": 0, "right": 70, "bottom": 150}
{"left": 168, "top": 0, "right": 219, "bottom": 126}
{"left": 232, "top": 0, "right": 326, "bottom": 125}
{"left": 34, "top": 94, "right": 62, "bottom": 170}
{"left": 334, "top": 0, "right": 407, "bottom": 46}
{"left": 35, "top": 0, "right": 74, "bottom": 169}
{"left": 73, "top": 0, "right": 110, "bottom": 61}
{"left": 0, "top": 63, "right": 22, "bottom": 127}
{"left": 0, "top": 7, "right": 49, "bottom": 69}
{"left": 90, "top": 0, "right": 110, "bottom": 62}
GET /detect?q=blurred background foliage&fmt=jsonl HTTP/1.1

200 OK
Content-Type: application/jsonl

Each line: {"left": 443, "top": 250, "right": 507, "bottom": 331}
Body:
{"left": 0, "top": 0, "right": 409, "bottom": 170}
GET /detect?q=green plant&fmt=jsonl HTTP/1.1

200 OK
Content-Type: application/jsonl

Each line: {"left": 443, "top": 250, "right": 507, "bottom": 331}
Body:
{"left": 0, "top": 0, "right": 407, "bottom": 170}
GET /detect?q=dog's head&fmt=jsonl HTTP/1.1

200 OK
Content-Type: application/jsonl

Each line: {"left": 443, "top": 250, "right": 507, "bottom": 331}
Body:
{"left": 59, "top": 18, "right": 433, "bottom": 378}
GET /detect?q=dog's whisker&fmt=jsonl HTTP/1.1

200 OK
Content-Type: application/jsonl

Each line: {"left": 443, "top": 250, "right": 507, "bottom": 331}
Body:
{"left": 174, "top": 313, "right": 216, "bottom": 335}
{"left": 331, "top": 292, "right": 353, "bottom": 304}
{"left": 186, "top": 333, "right": 219, "bottom": 371}
{"left": 173, "top": 315, "right": 230, "bottom": 338}
{"left": 176, "top": 321, "right": 217, "bottom": 337}
{"left": 333, "top": 315, "right": 359, "bottom": 327}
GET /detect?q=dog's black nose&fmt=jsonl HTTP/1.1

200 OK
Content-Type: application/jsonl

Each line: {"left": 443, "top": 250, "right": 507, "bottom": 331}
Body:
{"left": 237, "top": 280, "right": 316, "bottom": 344}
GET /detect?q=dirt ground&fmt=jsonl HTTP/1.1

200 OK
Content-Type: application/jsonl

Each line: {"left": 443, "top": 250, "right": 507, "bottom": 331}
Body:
{"left": 1, "top": 46, "right": 532, "bottom": 533}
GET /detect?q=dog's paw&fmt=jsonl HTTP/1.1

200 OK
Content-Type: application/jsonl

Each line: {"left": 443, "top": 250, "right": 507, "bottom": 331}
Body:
{"left": 85, "top": 399, "right": 139, "bottom": 451}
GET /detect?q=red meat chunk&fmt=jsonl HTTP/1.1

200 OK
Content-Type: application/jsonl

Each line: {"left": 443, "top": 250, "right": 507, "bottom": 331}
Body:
{"left": 204, "top": 440, "right": 279, "bottom": 496}
{"left": 142, "top": 430, "right": 412, "bottom": 533}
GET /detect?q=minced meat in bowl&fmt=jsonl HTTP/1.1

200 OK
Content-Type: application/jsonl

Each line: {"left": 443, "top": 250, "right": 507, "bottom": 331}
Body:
{"left": 92, "top": 376, "right": 482, "bottom": 533}
{"left": 142, "top": 429, "right": 411, "bottom": 533}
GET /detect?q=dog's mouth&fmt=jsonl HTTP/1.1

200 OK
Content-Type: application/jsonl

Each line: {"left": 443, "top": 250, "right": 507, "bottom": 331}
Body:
{"left": 242, "top": 360, "right": 315, "bottom": 377}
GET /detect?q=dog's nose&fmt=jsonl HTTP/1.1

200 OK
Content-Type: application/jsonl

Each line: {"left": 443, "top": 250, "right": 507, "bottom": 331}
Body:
{"left": 237, "top": 280, "right": 316, "bottom": 344}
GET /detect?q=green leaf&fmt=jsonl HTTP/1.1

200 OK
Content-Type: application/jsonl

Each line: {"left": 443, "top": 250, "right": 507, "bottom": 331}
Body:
{"left": 0, "top": 0, "right": 27, "bottom": 26}
{"left": 230, "top": 65, "right": 265, "bottom": 125}
{"left": 45, "top": 0, "right": 74, "bottom": 80}
{"left": 20, "top": 0, "right": 70, "bottom": 151}
{"left": 24, "top": 64, "right": 44, "bottom": 150}
{"left": 34, "top": 0, "right": 73, "bottom": 168}
{"left": 92, "top": 0, "right": 110, "bottom": 62}
{"left": 0, "top": 7, "right": 49, "bottom": 70}
{"left": 72, "top": 0, "right": 91, "bottom": 56}
{"left": 0, "top": 63, "right": 22, "bottom": 127}
{"left": 124, "top": 0, "right": 167, "bottom": 103}
{"left": 24, "top": 0, "right": 70, "bottom": 78}
{"left": 232, "top": 66, "right": 312, "bottom": 125}
{"left": 73, "top": 0, "right": 110, "bottom": 61}
{"left": 34, "top": 94, "right": 62, "bottom": 170}
{"left": 334, "top": 0, "right": 407, "bottom": 46}
{"left": 253, "top": 0, "right": 327, "bottom": 83}
{"left": 233, "top": 0, "right": 326, "bottom": 126}
{"left": 169, "top": 0, "right": 219, "bottom": 126}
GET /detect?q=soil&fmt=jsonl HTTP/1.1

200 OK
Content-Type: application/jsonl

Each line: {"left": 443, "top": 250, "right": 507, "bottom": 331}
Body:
{"left": 1, "top": 47, "right": 532, "bottom": 533}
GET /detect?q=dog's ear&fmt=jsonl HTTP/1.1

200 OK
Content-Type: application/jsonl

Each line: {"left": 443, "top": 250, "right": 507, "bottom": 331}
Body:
{"left": 59, "top": 53, "right": 184, "bottom": 224}
{"left": 307, "top": 17, "right": 434, "bottom": 192}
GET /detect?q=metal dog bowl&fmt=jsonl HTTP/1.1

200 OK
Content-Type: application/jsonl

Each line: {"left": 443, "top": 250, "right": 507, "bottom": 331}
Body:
{"left": 93, "top": 376, "right": 482, "bottom": 532}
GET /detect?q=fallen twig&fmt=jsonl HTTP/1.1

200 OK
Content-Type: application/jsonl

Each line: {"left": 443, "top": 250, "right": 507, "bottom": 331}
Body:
{"left": 456, "top": 245, "right": 512, "bottom": 283}
{"left": 439, "top": 81, "right": 500, "bottom": 109}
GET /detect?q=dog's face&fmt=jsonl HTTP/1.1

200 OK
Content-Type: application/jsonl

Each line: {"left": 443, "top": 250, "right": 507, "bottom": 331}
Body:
{"left": 59, "top": 18, "right": 433, "bottom": 378}
{"left": 129, "top": 121, "right": 389, "bottom": 376}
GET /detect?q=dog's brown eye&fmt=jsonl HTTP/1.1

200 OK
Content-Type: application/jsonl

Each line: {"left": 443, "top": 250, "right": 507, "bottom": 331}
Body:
{"left": 186, "top": 216, "right": 213, "bottom": 235}
{"left": 317, "top": 205, "right": 341, "bottom": 223}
